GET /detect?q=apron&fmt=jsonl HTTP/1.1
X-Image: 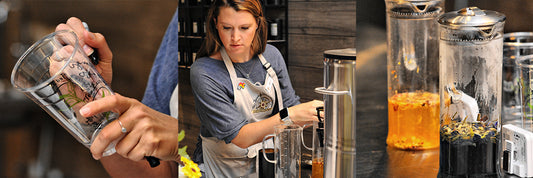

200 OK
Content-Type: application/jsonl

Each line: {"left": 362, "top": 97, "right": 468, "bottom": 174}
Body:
{"left": 201, "top": 48, "right": 284, "bottom": 178}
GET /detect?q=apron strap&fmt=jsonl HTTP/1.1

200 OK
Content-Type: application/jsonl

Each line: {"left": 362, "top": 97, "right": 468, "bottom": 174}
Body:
{"left": 258, "top": 55, "right": 284, "bottom": 110}
{"left": 221, "top": 48, "right": 240, "bottom": 92}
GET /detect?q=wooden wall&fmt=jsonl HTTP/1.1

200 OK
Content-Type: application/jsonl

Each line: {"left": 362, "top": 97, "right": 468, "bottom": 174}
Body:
{"left": 288, "top": 0, "right": 356, "bottom": 101}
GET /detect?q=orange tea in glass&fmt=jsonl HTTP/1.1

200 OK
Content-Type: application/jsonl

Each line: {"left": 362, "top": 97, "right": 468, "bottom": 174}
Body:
{"left": 387, "top": 92, "right": 440, "bottom": 150}
{"left": 312, "top": 157, "right": 324, "bottom": 178}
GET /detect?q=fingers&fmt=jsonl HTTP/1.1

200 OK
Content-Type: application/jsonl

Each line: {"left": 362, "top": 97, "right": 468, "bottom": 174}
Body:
{"left": 310, "top": 100, "right": 324, "bottom": 108}
{"left": 55, "top": 17, "right": 112, "bottom": 62}
{"left": 80, "top": 94, "right": 132, "bottom": 117}
{"left": 114, "top": 112, "right": 157, "bottom": 161}
{"left": 84, "top": 31, "right": 113, "bottom": 63}
{"left": 114, "top": 123, "right": 143, "bottom": 160}
{"left": 56, "top": 17, "right": 87, "bottom": 49}
{"left": 80, "top": 94, "right": 134, "bottom": 159}
{"left": 55, "top": 17, "right": 113, "bottom": 85}
{"left": 81, "top": 93, "right": 180, "bottom": 162}
{"left": 83, "top": 30, "right": 113, "bottom": 84}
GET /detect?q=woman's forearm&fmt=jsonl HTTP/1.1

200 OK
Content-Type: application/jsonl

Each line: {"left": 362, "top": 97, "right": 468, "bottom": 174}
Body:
{"left": 231, "top": 113, "right": 283, "bottom": 148}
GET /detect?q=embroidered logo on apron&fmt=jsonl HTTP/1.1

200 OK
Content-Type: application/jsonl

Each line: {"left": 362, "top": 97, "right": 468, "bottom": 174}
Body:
{"left": 237, "top": 82, "right": 246, "bottom": 90}
{"left": 252, "top": 93, "right": 274, "bottom": 113}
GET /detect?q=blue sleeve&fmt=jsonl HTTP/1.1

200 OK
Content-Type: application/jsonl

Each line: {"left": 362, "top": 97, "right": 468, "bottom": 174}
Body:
{"left": 190, "top": 58, "right": 248, "bottom": 144}
{"left": 141, "top": 7, "right": 180, "bottom": 115}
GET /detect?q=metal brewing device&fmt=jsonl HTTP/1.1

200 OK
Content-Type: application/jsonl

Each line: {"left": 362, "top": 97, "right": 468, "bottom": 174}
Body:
{"left": 315, "top": 48, "right": 357, "bottom": 177}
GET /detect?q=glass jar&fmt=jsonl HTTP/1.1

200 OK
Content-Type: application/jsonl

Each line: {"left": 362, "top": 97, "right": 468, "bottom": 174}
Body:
{"left": 385, "top": 0, "right": 444, "bottom": 150}
{"left": 437, "top": 7, "right": 506, "bottom": 177}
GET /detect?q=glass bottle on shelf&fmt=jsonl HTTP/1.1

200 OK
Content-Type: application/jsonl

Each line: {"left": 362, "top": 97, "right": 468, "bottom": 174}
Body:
{"left": 192, "top": 20, "right": 198, "bottom": 36}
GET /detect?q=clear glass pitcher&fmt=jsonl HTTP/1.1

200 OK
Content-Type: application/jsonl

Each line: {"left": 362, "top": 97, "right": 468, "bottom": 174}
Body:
{"left": 385, "top": 0, "right": 443, "bottom": 150}
{"left": 262, "top": 124, "right": 302, "bottom": 178}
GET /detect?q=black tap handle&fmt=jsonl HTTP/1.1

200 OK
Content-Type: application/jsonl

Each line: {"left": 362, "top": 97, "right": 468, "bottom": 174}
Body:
{"left": 316, "top": 106, "right": 325, "bottom": 147}
{"left": 316, "top": 106, "right": 324, "bottom": 124}
{"left": 146, "top": 156, "right": 160, "bottom": 167}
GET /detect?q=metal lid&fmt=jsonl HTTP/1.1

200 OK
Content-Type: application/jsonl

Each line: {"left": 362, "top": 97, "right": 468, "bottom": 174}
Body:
{"left": 324, "top": 48, "right": 356, "bottom": 61}
{"left": 437, "top": 7, "right": 506, "bottom": 27}
{"left": 386, "top": 0, "right": 443, "bottom": 17}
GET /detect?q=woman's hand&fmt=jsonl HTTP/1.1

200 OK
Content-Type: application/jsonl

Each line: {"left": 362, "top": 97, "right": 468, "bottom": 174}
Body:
{"left": 288, "top": 100, "right": 324, "bottom": 126}
{"left": 55, "top": 17, "right": 113, "bottom": 85}
{"left": 79, "top": 94, "right": 181, "bottom": 162}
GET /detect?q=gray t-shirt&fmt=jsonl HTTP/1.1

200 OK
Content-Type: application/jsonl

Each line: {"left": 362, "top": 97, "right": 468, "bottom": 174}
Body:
{"left": 190, "top": 44, "right": 300, "bottom": 144}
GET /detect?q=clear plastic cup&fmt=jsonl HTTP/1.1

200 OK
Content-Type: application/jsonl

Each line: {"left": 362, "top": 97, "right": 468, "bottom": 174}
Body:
{"left": 11, "top": 30, "right": 118, "bottom": 156}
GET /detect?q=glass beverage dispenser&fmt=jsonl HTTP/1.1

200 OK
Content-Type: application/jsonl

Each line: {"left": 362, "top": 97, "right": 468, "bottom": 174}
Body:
{"left": 315, "top": 48, "right": 356, "bottom": 178}
{"left": 385, "top": 0, "right": 443, "bottom": 150}
{"left": 437, "top": 7, "right": 505, "bottom": 177}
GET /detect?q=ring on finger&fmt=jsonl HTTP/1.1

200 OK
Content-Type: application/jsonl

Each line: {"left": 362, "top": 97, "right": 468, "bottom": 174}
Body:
{"left": 117, "top": 119, "right": 127, "bottom": 133}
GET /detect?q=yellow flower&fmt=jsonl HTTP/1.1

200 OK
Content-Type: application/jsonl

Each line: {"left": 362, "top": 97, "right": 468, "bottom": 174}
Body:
{"left": 181, "top": 156, "right": 202, "bottom": 178}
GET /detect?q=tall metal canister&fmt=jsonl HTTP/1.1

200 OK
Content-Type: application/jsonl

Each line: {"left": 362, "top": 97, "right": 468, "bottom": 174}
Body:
{"left": 385, "top": 0, "right": 444, "bottom": 150}
{"left": 315, "top": 48, "right": 356, "bottom": 178}
{"left": 437, "top": 7, "right": 506, "bottom": 177}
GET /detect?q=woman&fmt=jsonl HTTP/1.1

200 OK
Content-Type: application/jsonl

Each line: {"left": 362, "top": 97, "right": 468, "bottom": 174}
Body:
{"left": 190, "top": 0, "right": 323, "bottom": 177}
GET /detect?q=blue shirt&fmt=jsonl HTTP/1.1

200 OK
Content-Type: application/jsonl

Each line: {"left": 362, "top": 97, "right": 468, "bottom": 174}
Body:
{"left": 141, "top": 7, "right": 180, "bottom": 115}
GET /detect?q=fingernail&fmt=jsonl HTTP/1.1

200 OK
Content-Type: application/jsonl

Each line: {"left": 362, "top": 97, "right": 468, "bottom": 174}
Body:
{"left": 80, "top": 106, "right": 90, "bottom": 116}
{"left": 83, "top": 45, "right": 94, "bottom": 55}
{"left": 87, "top": 32, "right": 95, "bottom": 40}
{"left": 92, "top": 154, "right": 100, "bottom": 160}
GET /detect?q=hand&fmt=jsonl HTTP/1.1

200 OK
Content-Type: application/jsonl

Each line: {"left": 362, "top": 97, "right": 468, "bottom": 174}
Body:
{"left": 55, "top": 17, "right": 113, "bottom": 85}
{"left": 288, "top": 100, "right": 324, "bottom": 126}
{"left": 79, "top": 93, "right": 181, "bottom": 162}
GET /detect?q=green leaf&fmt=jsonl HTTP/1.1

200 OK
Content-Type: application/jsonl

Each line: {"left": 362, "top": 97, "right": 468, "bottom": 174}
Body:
{"left": 178, "top": 130, "right": 185, "bottom": 142}
{"left": 178, "top": 145, "right": 189, "bottom": 159}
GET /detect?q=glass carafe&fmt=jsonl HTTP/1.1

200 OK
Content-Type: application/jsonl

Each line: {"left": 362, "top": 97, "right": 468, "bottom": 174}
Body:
{"left": 385, "top": 0, "right": 443, "bottom": 150}
{"left": 437, "top": 7, "right": 506, "bottom": 177}
{"left": 262, "top": 124, "right": 302, "bottom": 178}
